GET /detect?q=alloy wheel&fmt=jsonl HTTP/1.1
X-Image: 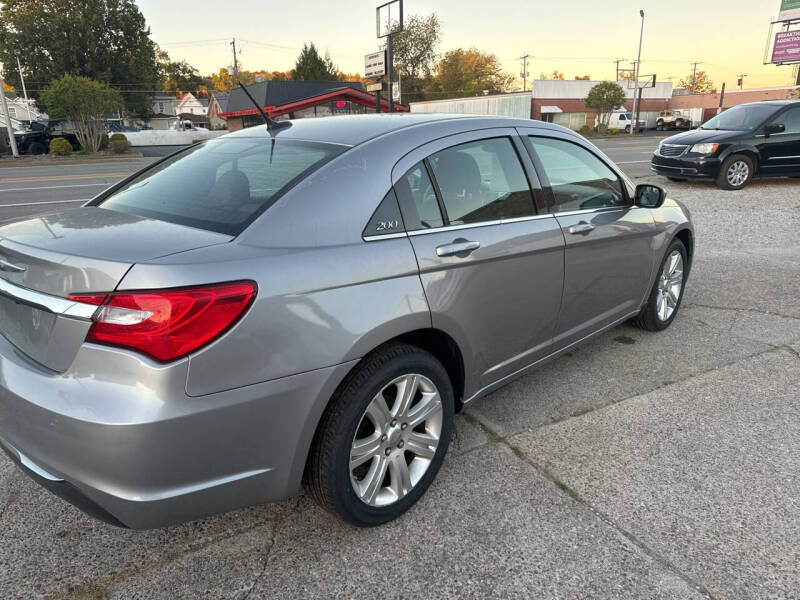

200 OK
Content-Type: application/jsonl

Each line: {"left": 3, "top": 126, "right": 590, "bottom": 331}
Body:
{"left": 726, "top": 160, "right": 749, "bottom": 188}
{"left": 656, "top": 250, "right": 684, "bottom": 322}
{"left": 350, "top": 374, "right": 443, "bottom": 507}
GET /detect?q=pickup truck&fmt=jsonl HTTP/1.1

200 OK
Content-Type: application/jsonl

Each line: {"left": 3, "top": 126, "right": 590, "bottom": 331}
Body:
{"left": 13, "top": 120, "right": 81, "bottom": 155}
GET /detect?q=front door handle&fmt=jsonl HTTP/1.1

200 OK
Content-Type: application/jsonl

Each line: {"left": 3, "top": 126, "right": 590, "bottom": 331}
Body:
{"left": 436, "top": 240, "right": 481, "bottom": 257}
{"left": 569, "top": 222, "right": 595, "bottom": 235}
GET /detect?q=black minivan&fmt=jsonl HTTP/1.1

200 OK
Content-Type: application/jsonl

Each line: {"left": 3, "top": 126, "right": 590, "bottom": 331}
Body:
{"left": 651, "top": 100, "right": 800, "bottom": 190}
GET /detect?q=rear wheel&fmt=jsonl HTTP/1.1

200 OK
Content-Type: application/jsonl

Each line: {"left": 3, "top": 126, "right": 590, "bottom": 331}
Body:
{"left": 307, "top": 343, "right": 454, "bottom": 526}
{"left": 716, "top": 154, "right": 754, "bottom": 190}
{"left": 631, "top": 239, "right": 687, "bottom": 332}
{"left": 624, "top": 125, "right": 631, "bottom": 133}
{"left": 656, "top": 120, "right": 664, "bottom": 131}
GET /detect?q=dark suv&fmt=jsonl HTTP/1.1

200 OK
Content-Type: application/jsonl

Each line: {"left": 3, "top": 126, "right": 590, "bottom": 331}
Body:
{"left": 651, "top": 100, "right": 800, "bottom": 190}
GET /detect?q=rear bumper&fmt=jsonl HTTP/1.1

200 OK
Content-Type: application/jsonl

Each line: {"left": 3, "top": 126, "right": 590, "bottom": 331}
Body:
{"left": 0, "top": 335, "right": 355, "bottom": 529}
{"left": 651, "top": 154, "right": 721, "bottom": 179}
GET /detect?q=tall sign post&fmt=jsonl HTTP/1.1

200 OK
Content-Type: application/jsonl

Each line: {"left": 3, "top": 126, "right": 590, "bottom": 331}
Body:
{"left": 630, "top": 10, "right": 645, "bottom": 137}
{"left": 376, "top": 0, "right": 403, "bottom": 113}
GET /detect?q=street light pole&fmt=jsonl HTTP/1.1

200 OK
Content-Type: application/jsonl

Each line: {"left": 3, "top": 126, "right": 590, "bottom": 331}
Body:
{"left": 630, "top": 9, "right": 644, "bottom": 137}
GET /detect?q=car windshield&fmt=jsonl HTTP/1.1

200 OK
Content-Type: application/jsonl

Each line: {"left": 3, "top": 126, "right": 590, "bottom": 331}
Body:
{"left": 98, "top": 137, "right": 345, "bottom": 235}
{"left": 700, "top": 104, "right": 778, "bottom": 131}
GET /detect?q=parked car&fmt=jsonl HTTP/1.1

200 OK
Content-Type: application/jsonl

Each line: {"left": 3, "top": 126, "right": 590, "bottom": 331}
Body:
{"left": 652, "top": 100, "right": 800, "bottom": 190}
{"left": 13, "top": 119, "right": 81, "bottom": 155}
{"left": 607, "top": 111, "right": 645, "bottom": 133}
{"left": 0, "top": 114, "right": 694, "bottom": 529}
{"left": 656, "top": 110, "right": 692, "bottom": 131}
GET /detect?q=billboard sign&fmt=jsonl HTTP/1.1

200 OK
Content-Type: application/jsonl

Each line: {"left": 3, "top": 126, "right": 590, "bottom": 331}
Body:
{"left": 365, "top": 51, "right": 386, "bottom": 79}
{"left": 779, "top": 0, "right": 800, "bottom": 21}
{"left": 772, "top": 30, "right": 800, "bottom": 63}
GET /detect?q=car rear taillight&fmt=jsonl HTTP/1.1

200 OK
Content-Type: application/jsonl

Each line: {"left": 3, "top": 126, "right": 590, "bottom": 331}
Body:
{"left": 69, "top": 281, "right": 257, "bottom": 362}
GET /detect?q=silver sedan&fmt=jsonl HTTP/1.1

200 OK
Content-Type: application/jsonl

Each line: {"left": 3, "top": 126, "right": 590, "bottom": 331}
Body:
{"left": 0, "top": 114, "right": 693, "bottom": 528}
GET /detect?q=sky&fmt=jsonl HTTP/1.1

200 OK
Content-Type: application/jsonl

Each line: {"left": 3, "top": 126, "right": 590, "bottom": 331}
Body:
{"left": 137, "top": 0, "right": 797, "bottom": 90}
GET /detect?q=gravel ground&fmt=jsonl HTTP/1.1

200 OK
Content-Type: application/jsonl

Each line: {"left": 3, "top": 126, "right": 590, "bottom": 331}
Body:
{"left": 0, "top": 174, "right": 798, "bottom": 599}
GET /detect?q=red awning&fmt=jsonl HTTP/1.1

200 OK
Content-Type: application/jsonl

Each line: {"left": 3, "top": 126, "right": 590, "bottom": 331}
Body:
{"left": 219, "top": 87, "right": 407, "bottom": 119}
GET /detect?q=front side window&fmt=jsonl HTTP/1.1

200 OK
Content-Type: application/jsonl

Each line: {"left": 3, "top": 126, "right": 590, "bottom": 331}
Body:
{"left": 771, "top": 107, "right": 800, "bottom": 134}
{"left": 427, "top": 137, "right": 534, "bottom": 225}
{"left": 99, "top": 138, "right": 343, "bottom": 235}
{"left": 529, "top": 137, "right": 627, "bottom": 212}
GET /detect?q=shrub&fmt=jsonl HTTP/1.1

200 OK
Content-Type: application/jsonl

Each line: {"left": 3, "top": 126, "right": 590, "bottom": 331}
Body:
{"left": 578, "top": 125, "right": 592, "bottom": 136}
{"left": 608, "top": 128, "right": 619, "bottom": 135}
{"left": 99, "top": 134, "right": 110, "bottom": 151}
{"left": 109, "top": 133, "right": 128, "bottom": 143}
{"left": 49, "top": 137, "right": 73, "bottom": 156}
{"left": 110, "top": 138, "right": 131, "bottom": 154}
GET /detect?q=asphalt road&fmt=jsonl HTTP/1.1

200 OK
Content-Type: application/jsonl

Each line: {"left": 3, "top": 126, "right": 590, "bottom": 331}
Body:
{"left": 1, "top": 140, "right": 799, "bottom": 599}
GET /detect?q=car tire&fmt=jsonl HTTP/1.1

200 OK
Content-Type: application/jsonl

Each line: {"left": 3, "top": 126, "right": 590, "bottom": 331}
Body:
{"left": 656, "top": 121, "right": 664, "bottom": 131}
{"left": 667, "top": 177, "right": 687, "bottom": 182}
{"left": 716, "top": 154, "right": 754, "bottom": 190}
{"left": 307, "top": 343, "right": 454, "bottom": 526}
{"left": 631, "top": 239, "right": 688, "bottom": 332}
{"left": 28, "top": 142, "right": 46, "bottom": 155}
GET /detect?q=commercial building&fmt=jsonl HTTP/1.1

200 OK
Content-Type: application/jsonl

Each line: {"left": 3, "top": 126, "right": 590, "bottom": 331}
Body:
{"left": 219, "top": 80, "right": 407, "bottom": 132}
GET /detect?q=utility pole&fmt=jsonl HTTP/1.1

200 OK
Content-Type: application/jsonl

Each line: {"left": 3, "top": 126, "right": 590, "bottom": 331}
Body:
{"left": 520, "top": 54, "right": 530, "bottom": 91}
{"left": 15, "top": 56, "right": 30, "bottom": 122}
{"left": 737, "top": 74, "right": 748, "bottom": 90}
{"left": 0, "top": 70, "right": 19, "bottom": 158}
{"left": 630, "top": 10, "right": 645, "bottom": 137}
{"left": 614, "top": 58, "right": 628, "bottom": 81}
{"left": 230, "top": 38, "right": 239, "bottom": 80}
{"left": 690, "top": 61, "right": 703, "bottom": 94}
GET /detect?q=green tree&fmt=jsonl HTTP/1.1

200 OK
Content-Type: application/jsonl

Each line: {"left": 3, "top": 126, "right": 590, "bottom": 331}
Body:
{"left": 391, "top": 13, "right": 442, "bottom": 104}
{"left": 292, "top": 43, "right": 340, "bottom": 81}
{"left": 585, "top": 81, "right": 627, "bottom": 130}
{"left": 0, "top": 0, "right": 158, "bottom": 116}
{"left": 428, "top": 48, "right": 514, "bottom": 99}
{"left": 42, "top": 75, "right": 123, "bottom": 153}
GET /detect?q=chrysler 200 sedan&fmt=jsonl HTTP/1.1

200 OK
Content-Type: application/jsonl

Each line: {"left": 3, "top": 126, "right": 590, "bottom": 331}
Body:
{"left": 0, "top": 115, "right": 693, "bottom": 528}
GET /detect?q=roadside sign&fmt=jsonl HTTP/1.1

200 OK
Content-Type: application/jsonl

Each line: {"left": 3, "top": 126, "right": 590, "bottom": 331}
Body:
{"left": 366, "top": 83, "right": 383, "bottom": 92}
{"left": 772, "top": 30, "right": 800, "bottom": 63}
{"left": 365, "top": 51, "right": 386, "bottom": 79}
{"left": 392, "top": 82, "right": 401, "bottom": 103}
{"left": 779, "top": 0, "right": 800, "bottom": 21}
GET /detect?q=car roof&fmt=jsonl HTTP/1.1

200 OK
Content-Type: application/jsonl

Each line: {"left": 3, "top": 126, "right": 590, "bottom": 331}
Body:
{"left": 225, "top": 113, "right": 572, "bottom": 147}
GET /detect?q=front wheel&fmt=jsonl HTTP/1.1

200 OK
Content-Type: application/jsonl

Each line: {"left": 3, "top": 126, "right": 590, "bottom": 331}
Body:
{"left": 624, "top": 125, "right": 631, "bottom": 133}
{"left": 716, "top": 154, "right": 754, "bottom": 190}
{"left": 307, "top": 343, "right": 454, "bottom": 526}
{"left": 631, "top": 239, "right": 687, "bottom": 332}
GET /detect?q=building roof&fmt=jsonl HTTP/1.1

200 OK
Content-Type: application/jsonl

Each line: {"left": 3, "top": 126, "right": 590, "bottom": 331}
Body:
{"left": 212, "top": 92, "right": 230, "bottom": 112}
{"left": 225, "top": 80, "right": 365, "bottom": 114}
{"left": 198, "top": 98, "right": 209, "bottom": 108}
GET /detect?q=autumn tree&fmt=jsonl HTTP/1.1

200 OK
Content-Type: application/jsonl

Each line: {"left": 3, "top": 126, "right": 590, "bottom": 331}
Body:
{"left": 585, "top": 81, "right": 626, "bottom": 131}
{"left": 293, "top": 43, "right": 340, "bottom": 81}
{"left": 679, "top": 70, "right": 716, "bottom": 94}
{"left": 42, "top": 75, "right": 122, "bottom": 152}
{"left": 392, "top": 13, "right": 442, "bottom": 104}
{"left": 539, "top": 70, "right": 565, "bottom": 80}
{"left": 0, "top": 0, "right": 158, "bottom": 117}
{"left": 429, "top": 48, "right": 515, "bottom": 99}
{"left": 575, "top": 75, "right": 591, "bottom": 80}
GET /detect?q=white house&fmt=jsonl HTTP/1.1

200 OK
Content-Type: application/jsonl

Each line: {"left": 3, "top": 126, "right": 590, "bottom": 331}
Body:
{"left": 175, "top": 93, "right": 209, "bottom": 116}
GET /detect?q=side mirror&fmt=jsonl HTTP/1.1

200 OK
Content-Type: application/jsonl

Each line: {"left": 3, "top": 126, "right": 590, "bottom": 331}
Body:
{"left": 765, "top": 123, "right": 786, "bottom": 136}
{"left": 635, "top": 184, "right": 666, "bottom": 209}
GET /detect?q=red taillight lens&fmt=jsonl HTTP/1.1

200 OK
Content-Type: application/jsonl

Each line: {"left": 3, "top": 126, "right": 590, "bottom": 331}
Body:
{"left": 69, "top": 281, "right": 256, "bottom": 362}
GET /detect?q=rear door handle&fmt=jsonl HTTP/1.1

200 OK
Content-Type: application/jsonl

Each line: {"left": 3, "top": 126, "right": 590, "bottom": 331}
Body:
{"left": 569, "top": 222, "right": 595, "bottom": 235}
{"left": 435, "top": 240, "right": 481, "bottom": 257}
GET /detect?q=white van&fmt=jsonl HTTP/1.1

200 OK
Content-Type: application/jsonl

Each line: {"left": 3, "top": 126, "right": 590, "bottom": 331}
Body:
{"left": 606, "top": 111, "right": 646, "bottom": 132}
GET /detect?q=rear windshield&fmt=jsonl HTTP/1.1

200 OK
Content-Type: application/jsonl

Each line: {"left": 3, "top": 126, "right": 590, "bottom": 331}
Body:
{"left": 97, "top": 137, "right": 345, "bottom": 235}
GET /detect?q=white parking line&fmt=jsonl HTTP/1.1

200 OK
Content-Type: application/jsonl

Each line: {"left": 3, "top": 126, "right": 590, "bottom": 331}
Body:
{"left": 0, "top": 183, "right": 109, "bottom": 193}
{"left": 616, "top": 160, "right": 652, "bottom": 165}
{"left": 0, "top": 198, "right": 91, "bottom": 208}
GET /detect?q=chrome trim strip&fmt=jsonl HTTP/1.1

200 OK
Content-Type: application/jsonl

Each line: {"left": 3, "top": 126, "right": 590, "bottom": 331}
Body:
{"left": 0, "top": 277, "right": 97, "bottom": 320}
{"left": 554, "top": 207, "right": 629, "bottom": 217}
{"left": 407, "top": 214, "right": 555, "bottom": 237}
{"left": 362, "top": 232, "right": 408, "bottom": 242}
{"left": 767, "top": 155, "right": 800, "bottom": 160}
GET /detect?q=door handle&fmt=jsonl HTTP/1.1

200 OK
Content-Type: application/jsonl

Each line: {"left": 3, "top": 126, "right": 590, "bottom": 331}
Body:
{"left": 569, "top": 222, "right": 595, "bottom": 235}
{"left": 436, "top": 240, "right": 481, "bottom": 257}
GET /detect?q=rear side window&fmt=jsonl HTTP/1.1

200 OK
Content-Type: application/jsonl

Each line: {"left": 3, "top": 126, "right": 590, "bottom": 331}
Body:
{"left": 528, "top": 137, "right": 627, "bottom": 213}
{"left": 394, "top": 161, "right": 444, "bottom": 231}
{"left": 98, "top": 138, "right": 344, "bottom": 235}
{"left": 427, "top": 137, "right": 534, "bottom": 225}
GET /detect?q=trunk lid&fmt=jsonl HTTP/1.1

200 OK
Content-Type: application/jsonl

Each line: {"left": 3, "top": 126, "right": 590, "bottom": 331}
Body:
{"left": 0, "top": 207, "right": 231, "bottom": 371}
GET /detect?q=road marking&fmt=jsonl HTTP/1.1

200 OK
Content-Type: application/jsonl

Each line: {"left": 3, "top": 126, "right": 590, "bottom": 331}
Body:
{"left": 616, "top": 160, "right": 652, "bottom": 165}
{"left": 0, "top": 183, "right": 109, "bottom": 193}
{"left": 0, "top": 172, "right": 132, "bottom": 184}
{"left": 0, "top": 198, "right": 90, "bottom": 208}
